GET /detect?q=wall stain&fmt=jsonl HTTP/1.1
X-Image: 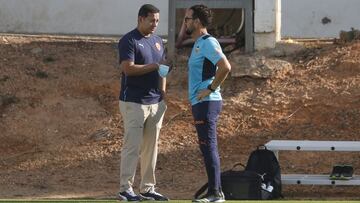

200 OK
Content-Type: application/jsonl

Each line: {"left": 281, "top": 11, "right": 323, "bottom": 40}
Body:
{"left": 322, "top": 17, "right": 331, "bottom": 24}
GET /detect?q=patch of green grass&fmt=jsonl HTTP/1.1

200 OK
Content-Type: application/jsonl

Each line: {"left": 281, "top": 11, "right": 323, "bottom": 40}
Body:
{"left": 1, "top": 201, "right": 360, "bottom": 203}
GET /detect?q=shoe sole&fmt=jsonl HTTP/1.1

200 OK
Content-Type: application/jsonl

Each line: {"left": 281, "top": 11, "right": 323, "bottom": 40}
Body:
{"left": 192, "top": 199, "right": 225, "bottom": 203}
{"left": 329, "top": 175, "right": 340, "bottom": 180}
{"left": 118, "top": 194, "right": 140, "bottom": 202}
{"left": 329, "top": 175, "right": 353, "bottom": 180}
{"left": 340, "top": 175, "right": 353, "bottom": 180}
{"left": 139, "top": 194, "right": 155, "bottom": 201}
{"left": 139, "top": 194, "right": 169, "bottom": 201}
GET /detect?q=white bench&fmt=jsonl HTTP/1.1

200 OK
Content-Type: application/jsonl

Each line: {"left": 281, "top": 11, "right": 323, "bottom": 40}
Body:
{"left": 265, "top": 140, "right": 360, "bottom": 185}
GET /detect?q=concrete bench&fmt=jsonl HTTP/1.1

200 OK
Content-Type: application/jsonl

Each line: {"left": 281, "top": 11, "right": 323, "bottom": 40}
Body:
{"left": 265, "top": 140, "right": 360, "bottom": 185}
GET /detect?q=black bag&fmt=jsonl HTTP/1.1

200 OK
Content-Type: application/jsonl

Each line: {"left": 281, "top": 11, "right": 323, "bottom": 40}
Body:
{"left": 245, "top": 145, "right": 282, "bottom": 199}
{"left": 194, "top": 163, "right": 264, "bottom": 200}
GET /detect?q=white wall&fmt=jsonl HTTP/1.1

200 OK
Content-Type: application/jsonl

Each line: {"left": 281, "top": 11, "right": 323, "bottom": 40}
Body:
{"left": 255, "top": 0, "right": 276, "bottom": 33}
{"left": 0, "top": 0, "right": 169, "bottom": 36}
{"left": 282, "top": 0, "right": 360, "bottom": 38}
{"left": 3, "top": 0, "right": 359, "bottom": 40}
{"left": 254, "top": 0, "right": 280, "bottom": 50}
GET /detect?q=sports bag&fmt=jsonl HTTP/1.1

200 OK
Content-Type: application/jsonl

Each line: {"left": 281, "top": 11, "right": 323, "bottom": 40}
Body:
{"left": 245, "top": 145, "right": 282, "bottom": 199}
{"left": 194, "top": 163, "right": 264, "bottom": 200}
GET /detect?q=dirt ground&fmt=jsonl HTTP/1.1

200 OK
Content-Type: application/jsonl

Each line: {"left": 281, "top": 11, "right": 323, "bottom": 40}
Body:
{"left": 0, "top": 34, "right": 360, "bottom": 200}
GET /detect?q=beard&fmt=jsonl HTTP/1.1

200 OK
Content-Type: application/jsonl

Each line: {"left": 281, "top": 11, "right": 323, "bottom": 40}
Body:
{"left": 185, "top": 28, "right": 193, "bottom": 35}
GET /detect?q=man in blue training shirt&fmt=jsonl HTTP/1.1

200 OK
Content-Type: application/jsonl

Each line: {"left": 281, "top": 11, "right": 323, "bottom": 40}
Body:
{"left": 117, "top": 4, "right": 169, "bottom": 202}
{"left": 177, "top": 4, "right": 231, "bottom": 203}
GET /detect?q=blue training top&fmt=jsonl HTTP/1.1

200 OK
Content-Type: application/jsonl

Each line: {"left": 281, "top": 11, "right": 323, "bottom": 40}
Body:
{"left": 118, "top": 28, "right": 164, "bottom": 105}
{"left": 188, "top": 35, "right": 225, "bottom": 105}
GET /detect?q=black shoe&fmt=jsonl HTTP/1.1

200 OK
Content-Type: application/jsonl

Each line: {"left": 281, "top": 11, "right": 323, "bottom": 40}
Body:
{"left": 118, "top": 188, "right": 141, "bottom": 201}
{"left": 193, "top": 191, "right": 225, "bottom": 203}
{"left": 330, "top": 165, "right": 342, "bottom": 180}
{"left": 140, "top": 189, "right": 169, "bottom": 201}
{"left": 341, "top": 165, "right": 354, "bottom": 180}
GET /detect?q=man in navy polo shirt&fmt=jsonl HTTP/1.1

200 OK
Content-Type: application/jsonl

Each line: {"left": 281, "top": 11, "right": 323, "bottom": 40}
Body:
{"left": 177, "top": 4, "right": 231, "bottom": 203}
{"left": 117, "top": 4, "right": 169, "bottom": 201}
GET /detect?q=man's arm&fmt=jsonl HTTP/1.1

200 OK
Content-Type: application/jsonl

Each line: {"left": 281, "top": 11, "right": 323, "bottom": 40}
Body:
{"left": 196, "top": 57, "right": 231, "bottom": 101}
{"left": 176, "top": 20, "right": 187, "bottom": 48}
{"left": 175, "top": 9, "right": 192, "bottom": 48}
{"left": 120, "top": 60, "right": 159, "bottom": 76}
{"left": 209, "top": 57, "right": 231, "bottom": 90}
{"left": 160, "top": 76, "right": 166, "bottom": 99}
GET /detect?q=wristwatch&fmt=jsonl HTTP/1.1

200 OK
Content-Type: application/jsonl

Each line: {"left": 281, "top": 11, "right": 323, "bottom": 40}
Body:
{"left": 207, "top": 84, "right": 216, "bottom": 92}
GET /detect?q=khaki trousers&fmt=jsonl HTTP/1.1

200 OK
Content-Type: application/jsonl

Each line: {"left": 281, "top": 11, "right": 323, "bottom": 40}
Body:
{"left": 119, "top": 100, "right": 167, "bottom": 193}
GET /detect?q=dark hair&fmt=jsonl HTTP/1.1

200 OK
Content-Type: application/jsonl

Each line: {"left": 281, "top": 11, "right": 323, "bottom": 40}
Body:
{"left": 190, "top": 4, "right": 213, "bottom": 27}
{"left": 138, "top": 4, "right": 160, "bottom": 17}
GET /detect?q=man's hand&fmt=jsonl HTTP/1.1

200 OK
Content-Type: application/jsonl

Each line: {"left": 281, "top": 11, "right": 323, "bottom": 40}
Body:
{"left": 197, "top": 89, "right": 212, "bottom": 101}
{"left": 159, "top": 59, "right": 173, "bottom": 73}
{"left": 121, "top": 60, "right": 159, "bottom": 76}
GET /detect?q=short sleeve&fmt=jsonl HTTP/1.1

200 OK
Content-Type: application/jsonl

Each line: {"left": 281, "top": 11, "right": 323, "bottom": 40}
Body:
{"left": 202, "top": 37, "right": 225, "bottom": 65}
{"left": 118, "top": 36, "right": 135, "bottom": 62}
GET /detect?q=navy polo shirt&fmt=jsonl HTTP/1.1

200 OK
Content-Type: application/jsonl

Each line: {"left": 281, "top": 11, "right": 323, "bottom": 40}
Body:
{"left": 118, "top": 28, "right": 164, "bottom": 104}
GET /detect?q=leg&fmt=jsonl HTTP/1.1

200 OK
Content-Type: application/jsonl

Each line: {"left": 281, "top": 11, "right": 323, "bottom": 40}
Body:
{"left": 140, "top": 100, "right": 167, "bottom": 193}
{"left": 192, "top": 101, "right": 222, "bottom": 194}
{"left": 119, "top": 101, "right": 150, "bottom": 192}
